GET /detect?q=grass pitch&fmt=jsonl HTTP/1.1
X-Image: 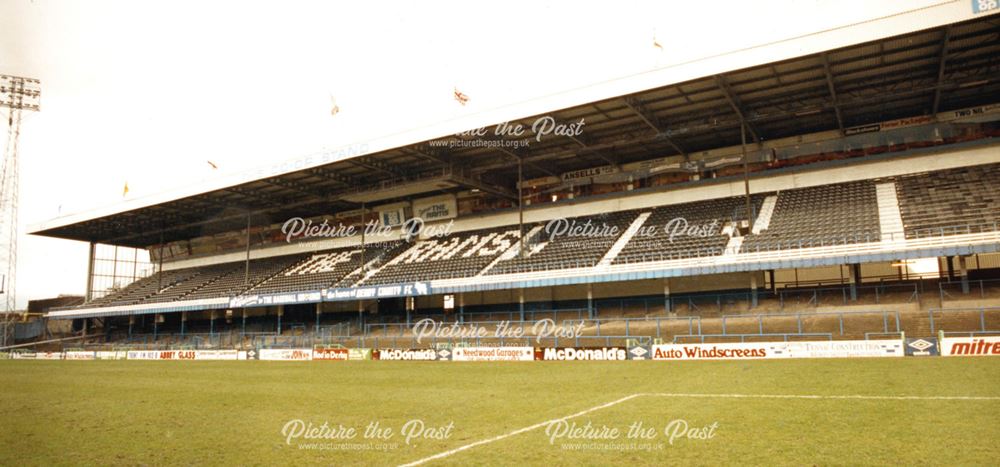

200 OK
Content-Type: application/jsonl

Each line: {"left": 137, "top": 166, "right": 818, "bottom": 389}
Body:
{"left": 1, "top": 358, "right": 998, "bottom": 466}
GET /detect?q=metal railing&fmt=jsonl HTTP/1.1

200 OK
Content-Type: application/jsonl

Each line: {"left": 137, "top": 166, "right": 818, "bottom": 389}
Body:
{"left": 927, "top": 307, "right": 1000, "bottom": 334}
{"left": 564, "top": 309, "right": 899, "bottom": 340}
{"left": 366, "top": 320, "right": 555, "bottom": 338}
{"left": 719, "top": 310, "right": 900, "bottom": 336}
{"left": 54, "top": 304, "right": 1000, "bottom": 351}
{"left": 317, "top": 334, "right": 643, "bottom": 349}
{"left": 863, "top": 331, "right": 904, "bottom": 340}
{"left": 673, "top": 332, "right": 834, "bottom": 343}
{"left": 447, "top": 308, "right": 589, "bottom": 323}
{"left": 488, "top": 258, "right": 603, "bottom": 275}
{"left": 778, "top": 283, "right": 919, "bottom": 309}
{"left": 564, "top": 316, "right": 702, "bottom": 339}
{"left": 909, "top": 222, "right": 1000, "bottom": 239}
{"left": 939, "top": 278, "right": 1000, "bottom": 302}
{"left": 316, "top": 321, "right": 355, "bottom": 337}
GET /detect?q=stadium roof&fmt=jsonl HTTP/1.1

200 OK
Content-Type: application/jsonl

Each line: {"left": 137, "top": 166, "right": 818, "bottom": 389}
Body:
{"left": 29, "top": 7, "right": 1000, "bottom": 248}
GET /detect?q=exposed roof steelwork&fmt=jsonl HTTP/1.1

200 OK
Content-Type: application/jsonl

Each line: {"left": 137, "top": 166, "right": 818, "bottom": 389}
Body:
{"left": 30, "top": 14, "right": 1000, "bottom": 248}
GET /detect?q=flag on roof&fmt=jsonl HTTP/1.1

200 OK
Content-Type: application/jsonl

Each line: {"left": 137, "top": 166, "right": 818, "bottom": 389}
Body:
{"left": 329, "top": 94, "right": 340, "bottom": 116}
{"left": 453, "top": 87, "right": 469, "bottom": 106}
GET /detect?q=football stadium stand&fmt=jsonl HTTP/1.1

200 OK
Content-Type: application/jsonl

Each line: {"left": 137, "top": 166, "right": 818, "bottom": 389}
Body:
{"left": 33, "top": 162, "right": 1000, "bottom": 321}
{"left": 17, "top": 12, "right": 1000, "bottom": 353}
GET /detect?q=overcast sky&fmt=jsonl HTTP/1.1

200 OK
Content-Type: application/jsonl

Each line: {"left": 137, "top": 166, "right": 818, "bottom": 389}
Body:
{"left": 0, "top": 0, "right": 938, "bottom": 308}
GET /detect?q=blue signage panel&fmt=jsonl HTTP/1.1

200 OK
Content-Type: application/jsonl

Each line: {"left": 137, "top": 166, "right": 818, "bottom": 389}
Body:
{"left": 973, "top": 0, "right": 999, "bottom": 14}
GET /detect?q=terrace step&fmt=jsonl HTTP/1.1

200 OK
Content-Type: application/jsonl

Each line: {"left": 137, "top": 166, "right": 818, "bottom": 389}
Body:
{"left": 751, "top": 195, "right": 778, "bottom": 234}
{"left": 876, "top": 182, "right": 905, "bottom": 244}
{"left": 723, "top": 235, "right": 744, "bottom": 257}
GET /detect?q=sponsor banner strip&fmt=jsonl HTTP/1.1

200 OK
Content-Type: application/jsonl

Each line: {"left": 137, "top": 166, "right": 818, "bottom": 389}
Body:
{"left": 349, "top": 348, "right": 372, "bottom": 360}
{"left": 11, "top": 339, "right": 933, "bottom": 362}
{"left": 904, "top": 338, "right": 939, "bottom": 356}
{"left": 451, "top": 347, "right": 534, "bottom": 362}
{"left": 940, "top": 336, "right": 1000, "bottom": 356}
{"left": 313, "top": 347, "right": 350, "bottom": 361}
{"left": 536, "top": 347, "right": 629, "bottom": 361}
{"left": 258, "top": 348, "right": 314, "bottom": 361}
{"left": 125, "top": 350, "right": 241, "bottom": 360}
{"left": 64, "top": 351, "right": 95, "bottom": 360}
{"left": 374, "top": 349, "right": 444, "bottom": 361}
{"left": 651, "top": 340, "right": 903, "bottom": 360}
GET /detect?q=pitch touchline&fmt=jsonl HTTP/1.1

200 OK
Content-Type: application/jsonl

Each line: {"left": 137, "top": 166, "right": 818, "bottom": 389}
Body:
{"left": 397, "top": 392, "right": 1000, "bottom": 467}
{"left": 643, "top": 393, "right": 1000, "bottom": 401}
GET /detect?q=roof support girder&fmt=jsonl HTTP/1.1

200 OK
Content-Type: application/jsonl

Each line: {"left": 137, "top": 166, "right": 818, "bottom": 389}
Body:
{"left": 715, "top": 75, "right": 761, "bottom": 143}
{"left": 621, "top": 96, "right": 686, "bottom": 156}
{"left": 264, "top": 177, "right": 331, "bottom": 201}
{"left": 821, "top": 53, "right": 846, "bottom": 136}
{"left": 932, "top": 25, "right": 952, "bottom": 116}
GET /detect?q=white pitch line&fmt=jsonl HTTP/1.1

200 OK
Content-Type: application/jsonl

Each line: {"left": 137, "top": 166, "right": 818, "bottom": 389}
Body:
{"left": 398, "top": 391, "right": 1000, "bottom": 466}
{"left": 396, "top": 393, "right": 643, "bottom": 467}
{"left": 643, "top": 393, "right": 1000, "bottom": 401}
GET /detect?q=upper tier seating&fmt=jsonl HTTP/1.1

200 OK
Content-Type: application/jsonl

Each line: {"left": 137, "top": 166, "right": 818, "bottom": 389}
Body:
{"left": 88, "top": 268, "right": 205, "bottom": 307}
{"left": 362, "top": 226, "right": 521, "bottom": 285}
{"left": 895, "top": 163, "right": 1000, "bottom": 238}
{"left": 333, "top": 240, "right": 412, "bottom": 288}
{"left": 179, "top": 255, "right": 308, "bottom": 300}
{"left": 614, "top": 196, "right": 763, "bottom": 264}
{"left": 490, "top": 211, "right": 638, "bottom": 274}
{"left": 87, "top": 255, "right": 308, "bottom": 306}
{"left": 250, "top": 240, "right": 407, "bottom": 294}
{"left": 143, "top": 263, "right": 244, "bottom": 303}
{"left": 80, "top": 164, "right": 997, "bottom": 310}
{"left": 741, "top": 181, "right": 881, "bottom": 252}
